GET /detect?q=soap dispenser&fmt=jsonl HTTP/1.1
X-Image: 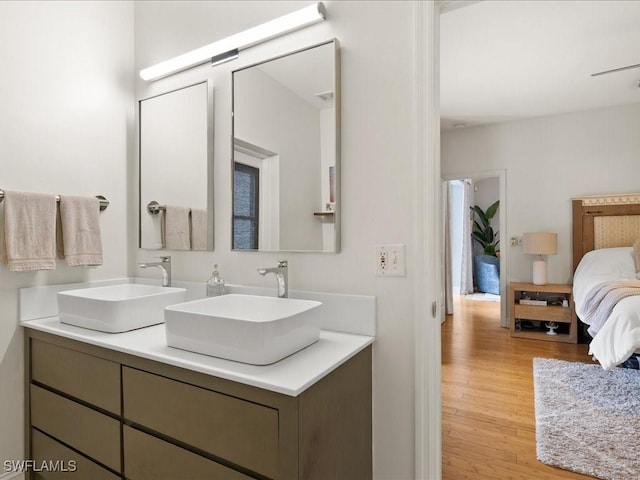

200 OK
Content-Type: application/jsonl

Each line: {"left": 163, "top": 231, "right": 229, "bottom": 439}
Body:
{"left": 206, "top": 264, "right": 225, "bottom": 297}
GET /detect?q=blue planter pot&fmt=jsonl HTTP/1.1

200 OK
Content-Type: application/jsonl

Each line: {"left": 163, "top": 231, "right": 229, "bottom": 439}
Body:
{"left": 474, "top": 254, "right": 500, "bottom": 295}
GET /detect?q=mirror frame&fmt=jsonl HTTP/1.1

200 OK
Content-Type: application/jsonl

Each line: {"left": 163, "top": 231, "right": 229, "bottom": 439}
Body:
{"left": 138, "top": 80, "right": 215, "bottom": 251}
{"left": 231, "top": 39, "right": 341, "bottom": 253}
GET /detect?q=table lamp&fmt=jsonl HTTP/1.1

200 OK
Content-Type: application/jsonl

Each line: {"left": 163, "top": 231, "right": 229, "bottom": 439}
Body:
{"left": 523, "top": 232, "right": 557, "bottom": 285}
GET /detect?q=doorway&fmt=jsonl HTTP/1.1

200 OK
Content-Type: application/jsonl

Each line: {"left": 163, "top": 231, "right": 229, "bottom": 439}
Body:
{"left": 443, "top": 170, "right": 507, "bottom": 326}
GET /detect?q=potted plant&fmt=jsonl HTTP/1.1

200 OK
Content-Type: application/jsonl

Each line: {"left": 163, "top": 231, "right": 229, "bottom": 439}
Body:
{"left": 471, "top": 200, "right": 500, "bottom": 295}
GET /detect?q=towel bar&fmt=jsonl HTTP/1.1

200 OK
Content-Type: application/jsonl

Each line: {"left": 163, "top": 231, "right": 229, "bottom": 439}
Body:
{"left": 0, "top": 190, "right": 109, "bottom": 211}
{"left": 147, "top": 201, "right": 167, "bottom": 215}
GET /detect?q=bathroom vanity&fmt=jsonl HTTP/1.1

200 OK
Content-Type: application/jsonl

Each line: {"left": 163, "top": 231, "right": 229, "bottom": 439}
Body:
{"left": 23, "top": 320, "right": 372, "bottom": 480}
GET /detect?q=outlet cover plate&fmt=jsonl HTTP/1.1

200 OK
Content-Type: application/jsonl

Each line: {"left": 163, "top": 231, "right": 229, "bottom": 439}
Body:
{"left": 375, "top": 244, "right": 406, "bottom": 276}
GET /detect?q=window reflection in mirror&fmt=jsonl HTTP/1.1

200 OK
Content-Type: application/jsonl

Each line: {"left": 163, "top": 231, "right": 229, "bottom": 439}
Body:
{"left": 139, "top": 81, "right": 214, "bottom": 251}
{"left": 233, "top": 163, "right": 260, "bottom": 250}
{"left": 232, "top": 39, "right": 340, "bottom": 252}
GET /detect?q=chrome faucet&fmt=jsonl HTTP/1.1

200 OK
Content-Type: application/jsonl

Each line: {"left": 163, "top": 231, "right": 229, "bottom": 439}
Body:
{"left": 138, "top": 256, "right": 172, "bottom": 287}
{"left": 258, "top": 260, "right": 288, "bottom": 298}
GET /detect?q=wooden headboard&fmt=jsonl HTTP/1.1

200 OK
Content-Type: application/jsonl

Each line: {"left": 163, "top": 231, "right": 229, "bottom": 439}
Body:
{"left": 572, "top": 194, "right": 640, "bottom": 272}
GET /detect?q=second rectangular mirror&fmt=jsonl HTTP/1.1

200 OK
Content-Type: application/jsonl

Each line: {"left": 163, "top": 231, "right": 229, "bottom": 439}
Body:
{"left": 232, "top": 39, "right": 340, "bottom": 252}
{"left": 139, "top": 81, "right": 214, "bottom": 251}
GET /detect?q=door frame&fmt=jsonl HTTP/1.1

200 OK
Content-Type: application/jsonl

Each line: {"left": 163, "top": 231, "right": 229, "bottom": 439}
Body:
{"left": 442, "top": 170, "right": 508, "bottom": 326}
{"left": 413, "top": 2, "right": 441, "bottom": 478}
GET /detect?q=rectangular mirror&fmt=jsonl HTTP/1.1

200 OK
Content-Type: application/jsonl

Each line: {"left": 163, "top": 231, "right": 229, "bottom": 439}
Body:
{"left": 232, "top": 39, "right": 340, "bottom": 252}
{"left": 139, "top": 81, "right": 214, "bottom": 250}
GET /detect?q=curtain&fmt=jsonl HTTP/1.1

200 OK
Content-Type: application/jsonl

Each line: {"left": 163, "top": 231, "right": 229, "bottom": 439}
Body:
{"left": 444, "top": 182, "right": 453, "bottom": 315}
{"left": 460, "top": 180, "right": 474, "bottom": 295}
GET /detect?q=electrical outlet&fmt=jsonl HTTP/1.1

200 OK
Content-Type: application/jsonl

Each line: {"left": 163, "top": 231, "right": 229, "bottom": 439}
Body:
{"left": 375, "top": 244, "right": 406, "bottom": 276}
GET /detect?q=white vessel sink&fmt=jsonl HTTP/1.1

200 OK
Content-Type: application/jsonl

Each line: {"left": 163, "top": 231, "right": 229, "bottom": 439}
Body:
{"left": 58, "top": 284, "right": 187, "bottom": 333}
{"left": 164, "top": 294, "right": 322, "bottom": 365}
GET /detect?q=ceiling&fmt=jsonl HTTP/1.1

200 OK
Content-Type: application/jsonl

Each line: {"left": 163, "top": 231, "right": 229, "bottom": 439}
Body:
{"left": 440, "top": 0, "right": 640, "bottom": 130}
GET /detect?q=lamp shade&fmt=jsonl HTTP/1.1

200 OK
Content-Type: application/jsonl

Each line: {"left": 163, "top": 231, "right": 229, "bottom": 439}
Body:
{"left": 523, "top": 232, "right": 557, "bottom": 255}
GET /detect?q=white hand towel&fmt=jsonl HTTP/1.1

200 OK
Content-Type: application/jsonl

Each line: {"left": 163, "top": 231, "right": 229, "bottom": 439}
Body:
{"left": 58, "top": 195, "right": 103, "bottom": 267}
{"left": 163, "top": 206, "right": 191, "bottom": 250}
{"left": 190, "top": 208, "right": 208, "bottom": 251}
{"left": 1, "top": 190, "right": 57, "bottom": 271}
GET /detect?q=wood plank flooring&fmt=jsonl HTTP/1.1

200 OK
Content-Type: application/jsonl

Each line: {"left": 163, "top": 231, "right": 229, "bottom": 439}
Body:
{"left": 442, "top": 296, "right": 595, "bottom": 480}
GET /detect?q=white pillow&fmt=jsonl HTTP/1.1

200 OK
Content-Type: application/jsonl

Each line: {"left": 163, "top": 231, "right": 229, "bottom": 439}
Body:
{"left": 573, "top": 247, "right": 636, "bottom": 318}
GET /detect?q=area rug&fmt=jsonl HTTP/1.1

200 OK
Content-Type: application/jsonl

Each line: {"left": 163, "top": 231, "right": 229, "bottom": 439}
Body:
{"left": 464, "top": 293, "right": 500, "bottom": 302}
{"left": 533, "top": 358, "right": 640, "bottom": 480}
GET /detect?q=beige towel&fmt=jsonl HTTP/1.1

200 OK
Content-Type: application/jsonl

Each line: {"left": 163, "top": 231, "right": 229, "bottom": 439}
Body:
{"left": 58, "top": 195, "right": 103, "bottom": 267}
{"left": 190, "top": 209, "right": 208, "bottom": 251}
{"left": 2, "top": 190, "right": 57, "bottom": 271}
{"left": 163, "top": 206, "right": 191, "bottom": 250}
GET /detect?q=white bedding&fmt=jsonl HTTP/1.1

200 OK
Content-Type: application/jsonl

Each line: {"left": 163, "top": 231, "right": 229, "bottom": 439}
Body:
{"left": 573, "top": 247, "right": 640, "bottom": 370}
{"left": 588, "top": 296, "right": 640, "bottom": 370}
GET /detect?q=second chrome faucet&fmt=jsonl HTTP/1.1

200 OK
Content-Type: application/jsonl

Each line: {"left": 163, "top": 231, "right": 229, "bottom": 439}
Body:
{"left": 257, "top": 260, "right": 288, "bottom": 298}
{"left": 138, "top": 256, "right": 172, "bottom": 287}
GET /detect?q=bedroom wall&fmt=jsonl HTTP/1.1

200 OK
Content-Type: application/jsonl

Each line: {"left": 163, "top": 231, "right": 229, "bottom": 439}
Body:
{"left": 442, "top": 102, "right": 640, "bottom": 285}
{"left": 134, "top": 2, "right": 420, "bottom": 477}
{"left": 0, "top": 0, "right": 133, "bottom": 470}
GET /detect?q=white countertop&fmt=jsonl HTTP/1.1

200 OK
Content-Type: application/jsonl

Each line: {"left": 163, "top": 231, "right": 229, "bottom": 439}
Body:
{"left": 22, "top": 317, "right": 374, "bottom": 397}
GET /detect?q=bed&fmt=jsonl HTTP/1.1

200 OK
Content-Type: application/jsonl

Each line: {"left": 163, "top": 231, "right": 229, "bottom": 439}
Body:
{"left": 572, "top": 194, "right": 640, "bottom": 370}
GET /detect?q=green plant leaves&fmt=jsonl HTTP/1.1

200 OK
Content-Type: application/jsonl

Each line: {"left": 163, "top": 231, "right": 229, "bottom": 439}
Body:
{"left": 470, "top": 200, "right": 500, "bottom": 256}
{"left": 485, "top": 200, "right": 499, "bottom": 221}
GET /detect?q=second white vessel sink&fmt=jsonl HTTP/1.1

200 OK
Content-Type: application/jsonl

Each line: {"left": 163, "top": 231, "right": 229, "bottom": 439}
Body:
{"left": 164, "top": 294, "right": 322, "bottom": 365}
{"left": 58, "top": 284, "right": 187, "bottom": 333}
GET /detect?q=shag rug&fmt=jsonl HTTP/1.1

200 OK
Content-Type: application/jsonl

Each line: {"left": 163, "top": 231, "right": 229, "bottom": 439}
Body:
{"left": 533, "top": 358, "right": 640, "bottom": 480}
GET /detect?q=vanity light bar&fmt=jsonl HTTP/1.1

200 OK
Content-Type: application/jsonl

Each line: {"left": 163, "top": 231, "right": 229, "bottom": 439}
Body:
{"left": 140, "top": 2, "right": 326, "bottom": 81}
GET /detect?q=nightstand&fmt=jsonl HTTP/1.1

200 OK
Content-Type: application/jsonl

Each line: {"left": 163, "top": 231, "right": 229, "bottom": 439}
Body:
{"left": 509, "top": 282, "right": 578, "bottom": 343}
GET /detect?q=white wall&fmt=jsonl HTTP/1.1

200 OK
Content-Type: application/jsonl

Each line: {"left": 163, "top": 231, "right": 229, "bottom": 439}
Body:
{"left": 442, "top": 103, "right": 640, "bottom": 285}
{"left": 134, "top": 1, "right": 418, "bottom": 477}
{"left": 0, "top": 0, "right": 133, "bottom": 466}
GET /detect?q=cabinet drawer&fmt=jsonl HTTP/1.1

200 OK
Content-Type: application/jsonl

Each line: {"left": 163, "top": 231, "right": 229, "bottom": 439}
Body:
{"left": 123, "top": 367, "right": 278, "bottom": 478}
{"left": 31, "top": 339, "right": 120, "bottom": 414}
{"left": 31, "top": 428, "right": 120, "bottom": 480}
{"left": 514, "top": 304, "right": 571, "bottom": 323}
{"left": 124, "top": 426, "right": 251, "bottom": 480}
{"left": 30, "top": 385, "right": 120, "bottom": 471}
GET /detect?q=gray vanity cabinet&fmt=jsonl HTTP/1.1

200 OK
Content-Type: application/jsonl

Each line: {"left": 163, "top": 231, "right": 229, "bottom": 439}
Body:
{"left": 31, "top": 428, "right": 120, "bottom": 480}
{"left": 25, "top": 329, "right": 372, "bottom": 480}
{"left": 123, "top": 426, "right": 251, "bottom": 480}
{"left": 123, "top": 366, "right": 278, "bottom": 478}
{"left": 29, "top": 338, "right": 121, "bottom": 479}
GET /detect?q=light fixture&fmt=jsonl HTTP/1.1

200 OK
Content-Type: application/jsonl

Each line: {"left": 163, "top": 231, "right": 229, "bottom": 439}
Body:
{"left": 523, "top": 232, "right": 558, "bottom": 285}
{"left": 140, "top": 2, "right": 326, "bottom": 81}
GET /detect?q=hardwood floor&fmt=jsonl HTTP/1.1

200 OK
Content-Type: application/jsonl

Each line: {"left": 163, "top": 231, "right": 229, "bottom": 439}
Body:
{"left": 442, "top": 296, "right": 595, "bottom": 480}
